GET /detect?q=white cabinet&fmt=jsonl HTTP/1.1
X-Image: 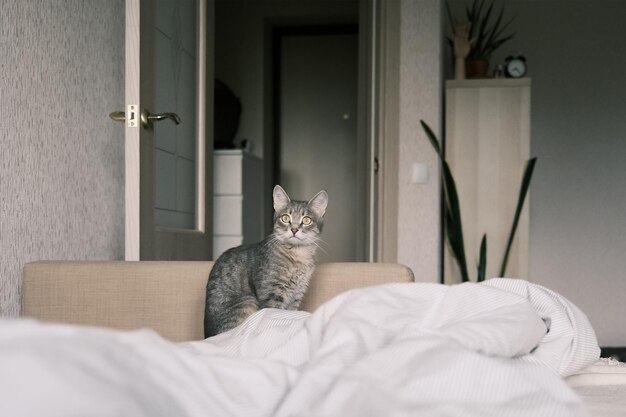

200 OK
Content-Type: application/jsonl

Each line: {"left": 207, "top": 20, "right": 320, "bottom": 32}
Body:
{"left": 445, "top": 78, "right": 531, "bottom": 283}
{"left": 213, "top": 150, "right": 264, "bottom": 259}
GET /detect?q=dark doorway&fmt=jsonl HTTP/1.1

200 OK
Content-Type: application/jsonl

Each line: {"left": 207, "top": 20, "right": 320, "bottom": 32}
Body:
{"left": 271, "top": 25, "right": 362, "bottom": 262}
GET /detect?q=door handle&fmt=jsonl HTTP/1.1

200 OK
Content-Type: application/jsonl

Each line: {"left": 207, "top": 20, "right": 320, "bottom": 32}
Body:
{"left": 109, "top": 111, "right": 126, "bottom": 122}
{"left": 108, "top": 109, "right": 181, "bottom": 129}
{"left": 141, "top": 109, "right": 181, "bottom": 129}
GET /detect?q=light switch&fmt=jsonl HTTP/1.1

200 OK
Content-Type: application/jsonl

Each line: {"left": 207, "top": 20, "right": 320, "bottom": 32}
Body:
{"left": 411, "top": 163, "right": 429, "bottom": 184}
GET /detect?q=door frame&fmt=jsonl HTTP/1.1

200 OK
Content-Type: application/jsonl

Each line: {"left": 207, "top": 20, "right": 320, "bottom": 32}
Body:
{"left": 124, "top": 0, "right": 398, "bottom": 262}
{"left": 125, "top": 0, "right": 140, "bottom": 260}
{"left": 371, "top": 0, "right": 400, "bottom": 263}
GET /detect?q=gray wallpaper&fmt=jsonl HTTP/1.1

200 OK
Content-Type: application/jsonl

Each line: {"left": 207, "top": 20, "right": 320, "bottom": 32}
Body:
{"left": 396, "top": 0, "right": 442, "bottom": 281}
{"left": 0, "top": 0, "right": 125, "bottom": 317}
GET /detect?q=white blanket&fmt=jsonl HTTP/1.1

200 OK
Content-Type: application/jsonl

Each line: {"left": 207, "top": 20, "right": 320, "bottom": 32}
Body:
{"left": 0, "top": 279, "right": 600, "bottom": 417}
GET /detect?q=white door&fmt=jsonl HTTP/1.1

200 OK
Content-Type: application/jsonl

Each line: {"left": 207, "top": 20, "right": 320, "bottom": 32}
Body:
{"left": 122, "top": 0, "right": 213, "bottom": 260}
{"left": 279, "top": 30, "right": 363, "bottom": 263}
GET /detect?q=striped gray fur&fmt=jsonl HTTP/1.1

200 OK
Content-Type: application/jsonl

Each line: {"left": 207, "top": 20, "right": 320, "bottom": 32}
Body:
{"left": 204, "top": 185, "right": 328, "bottom": 337}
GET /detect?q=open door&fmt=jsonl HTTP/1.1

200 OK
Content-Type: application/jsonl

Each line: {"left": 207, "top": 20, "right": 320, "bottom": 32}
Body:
{"left": 120, "top": 0, "right": 213, "bottom": 260}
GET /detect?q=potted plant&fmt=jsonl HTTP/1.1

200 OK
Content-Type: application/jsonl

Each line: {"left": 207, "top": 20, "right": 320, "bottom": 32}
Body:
{"left": 420, "top": 120, "right": 536, "bottom": 282}
{"left": 446, "top": 0, "right": 516, "bottom": 78}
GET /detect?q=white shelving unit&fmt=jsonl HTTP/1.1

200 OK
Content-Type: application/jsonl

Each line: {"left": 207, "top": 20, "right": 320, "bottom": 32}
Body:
{"left": 213, "top": 150, "right": 264, "bottom": 260}
{"left": 445, "top": 78, "right": 531, "bottom": 283}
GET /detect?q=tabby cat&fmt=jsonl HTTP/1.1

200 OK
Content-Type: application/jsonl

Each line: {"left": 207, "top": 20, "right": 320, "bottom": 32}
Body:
{"left": 204, "top": 185, "right": 328, "bottom": 337}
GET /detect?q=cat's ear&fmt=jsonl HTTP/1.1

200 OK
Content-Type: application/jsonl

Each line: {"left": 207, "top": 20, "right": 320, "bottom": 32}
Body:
{"left": 308, "top": 190, "right": 328, "bottom": 218}
{"left": 273, "top": 185, "right": 291, "bottom": 212}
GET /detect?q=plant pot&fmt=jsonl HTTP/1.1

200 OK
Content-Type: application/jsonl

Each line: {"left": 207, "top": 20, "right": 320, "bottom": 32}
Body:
{"left": 466, "top": 58, "right": 490, "bottom": 79}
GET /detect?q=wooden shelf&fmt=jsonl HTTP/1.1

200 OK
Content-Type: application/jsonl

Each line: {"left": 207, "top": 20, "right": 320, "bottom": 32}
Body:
{"left": 446, "top": 78, "right": 531, "bottom": 89}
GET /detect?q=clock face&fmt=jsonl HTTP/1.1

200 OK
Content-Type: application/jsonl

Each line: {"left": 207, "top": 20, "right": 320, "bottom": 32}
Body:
{"left": 506, "top": 58, "right": 527, "bottom": 78}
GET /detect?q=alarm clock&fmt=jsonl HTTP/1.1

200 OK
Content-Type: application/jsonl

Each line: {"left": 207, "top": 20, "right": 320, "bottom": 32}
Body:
{"left": 504, "top": 55, "right": 527, "bottom": 78}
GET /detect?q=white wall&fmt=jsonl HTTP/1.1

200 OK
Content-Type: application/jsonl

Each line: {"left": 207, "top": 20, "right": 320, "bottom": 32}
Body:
{"left": 447, "top": 0, "right": 626, "bottom": 346}
{"left": 0, "top": 1, "right": 125, "bottom": 317}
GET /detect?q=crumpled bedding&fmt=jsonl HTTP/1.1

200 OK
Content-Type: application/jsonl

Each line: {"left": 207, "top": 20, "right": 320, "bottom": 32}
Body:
{"left": 0, "top": 279, "right": 600, "bottom": 417}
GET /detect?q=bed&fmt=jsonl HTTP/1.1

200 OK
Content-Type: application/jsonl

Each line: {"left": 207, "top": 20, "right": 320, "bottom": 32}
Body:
{"left": 4, "top": 261, "right": 625, "bottom": 416}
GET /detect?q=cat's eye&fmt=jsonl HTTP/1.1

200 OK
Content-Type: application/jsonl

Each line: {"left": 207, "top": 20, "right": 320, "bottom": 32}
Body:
{"left": 280, "top": 214, "right": 290, "bottom": 223}
{"left": 302, "top": 216, "right": 312, "bottom": 225}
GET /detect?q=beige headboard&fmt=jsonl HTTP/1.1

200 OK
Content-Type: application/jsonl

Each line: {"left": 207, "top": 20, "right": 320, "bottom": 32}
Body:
{"left": 22, "top": 261, "right": 414, "bottom": 341}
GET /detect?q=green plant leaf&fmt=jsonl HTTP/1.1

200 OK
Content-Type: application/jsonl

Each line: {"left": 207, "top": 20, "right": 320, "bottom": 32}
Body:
{"left": 445, "top": 0, "right": 456, "bottom": 31}
{"left": 499, "top": 157, "right": 537, "bottom": 277}
{"left": 420, "top": 120, "right": 470, "bottom": 282}
{"left": 455, "top": 0, "right": 515, "bottom": 60}
{"left": 442, "top": 163, "right": 470, "bottom": 282}
{"left": 477, "top": 234, "right": 487, "bottom": 282}
{"left": 476, "top": 1, "right": 494, "bottom": 54}
{"left": 421, "top": 119, "right": 534, "bottom": 283}
{"left": 482, "top": 7, "right": 505, "bottom": 56}
{"left": 466, "top": 0, "right": 479, "bottom": 27}
{"left": 420, "top": 120, "right": 443, "bottom": 158}
{"left": 484, "top": 7, "right": 511, "bottom": 49}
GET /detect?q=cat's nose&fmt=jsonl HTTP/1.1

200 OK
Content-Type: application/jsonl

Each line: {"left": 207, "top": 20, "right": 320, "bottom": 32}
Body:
{"left": 291, "top": 227, "right": 299, "bottom": 236}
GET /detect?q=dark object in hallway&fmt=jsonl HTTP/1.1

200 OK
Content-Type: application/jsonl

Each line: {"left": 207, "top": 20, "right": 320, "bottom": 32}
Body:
{"left": 214, "top": 79, "right": 241, "bottom": 149}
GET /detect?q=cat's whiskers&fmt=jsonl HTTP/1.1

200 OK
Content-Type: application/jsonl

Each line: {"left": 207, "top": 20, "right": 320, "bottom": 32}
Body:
{"left": 263, "top": 235, "right": 281, "bottom": 251}
{"left": 310, "top": 236, "right": 329, "bottom": 256}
